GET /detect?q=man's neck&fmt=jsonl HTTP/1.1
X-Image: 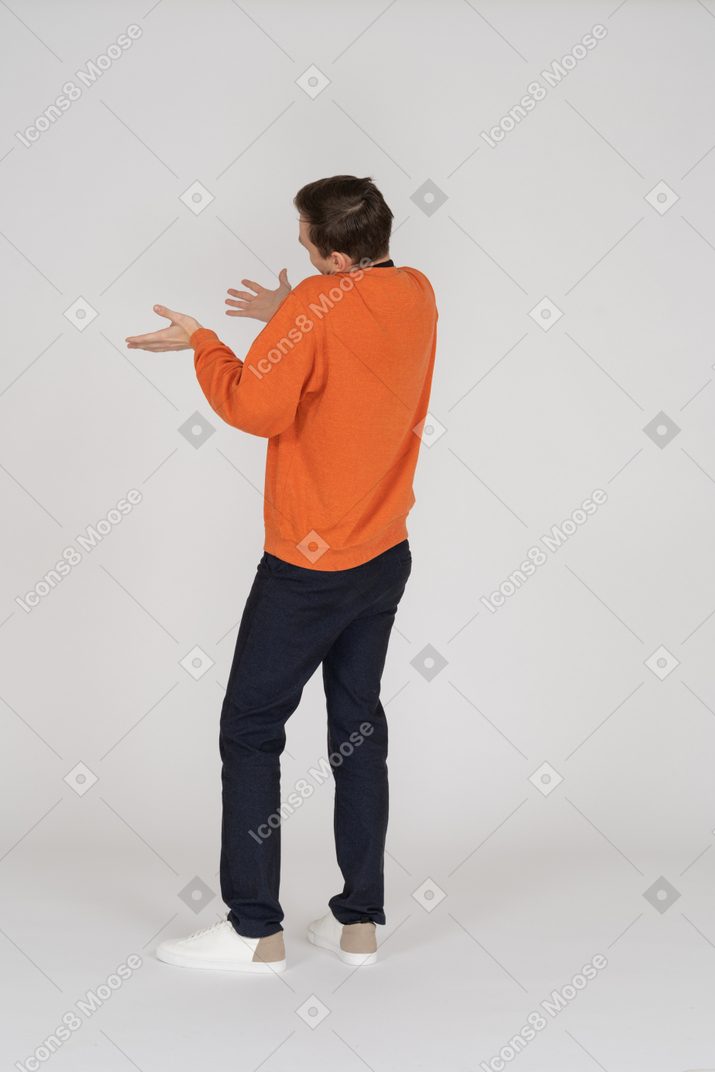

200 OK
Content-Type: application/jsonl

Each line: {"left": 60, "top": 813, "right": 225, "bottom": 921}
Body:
{"left": 346, "top": 253, "right": 392, "bottom": 272}
{"left": 327, "top": 252, "right": 393, "bottom": 275}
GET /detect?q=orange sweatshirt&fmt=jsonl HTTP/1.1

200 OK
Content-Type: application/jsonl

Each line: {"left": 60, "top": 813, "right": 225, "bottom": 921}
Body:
{"left": 190, "top": 263, "right": 438, "bottom": 570}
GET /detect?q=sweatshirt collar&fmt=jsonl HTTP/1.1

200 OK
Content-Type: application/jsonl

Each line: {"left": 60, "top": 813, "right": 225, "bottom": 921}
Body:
{"left": 336, "top": 260, "right": 398, "bottom": 277}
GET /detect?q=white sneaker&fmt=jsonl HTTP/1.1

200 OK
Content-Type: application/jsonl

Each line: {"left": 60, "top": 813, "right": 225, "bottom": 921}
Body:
{"left": 307, "top": 911, "right": 378, "bottom": 966}
{"left": 156, "top": 915, "right": 286, "bottom": 973}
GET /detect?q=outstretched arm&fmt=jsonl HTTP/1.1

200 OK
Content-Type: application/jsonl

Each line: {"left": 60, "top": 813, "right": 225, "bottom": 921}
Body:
{"left": 125, "top": 290, "right": 318, "bottom": 438}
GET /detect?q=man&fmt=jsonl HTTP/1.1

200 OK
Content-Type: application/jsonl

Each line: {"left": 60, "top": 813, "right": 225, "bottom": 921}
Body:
{"left": 126, "top": 175, "right": 438, "bottom": 973}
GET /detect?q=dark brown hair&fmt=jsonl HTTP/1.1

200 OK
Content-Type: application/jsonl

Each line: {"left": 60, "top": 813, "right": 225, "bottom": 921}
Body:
{"left": 293, "top": 175, "right": 393, "bottom": 264}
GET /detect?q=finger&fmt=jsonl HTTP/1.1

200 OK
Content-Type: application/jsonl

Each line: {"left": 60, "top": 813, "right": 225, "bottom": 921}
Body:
{"left": 153, "top": 304, "right": 173, "bottom": 319}
{"left": 125, "top": 330, "right": 170, "bottom": 345}
{"left": 226, "top": 291, "right": 254, "bottom": 302}
{"left": 240, "top": 279, "right": 263, "bottom": 294}
{"left": 128, "top": 341, "right": 182, "bottom": 351}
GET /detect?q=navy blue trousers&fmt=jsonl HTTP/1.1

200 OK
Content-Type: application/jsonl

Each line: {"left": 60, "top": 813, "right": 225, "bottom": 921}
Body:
{"left": 218, "top": 539, "right": 412, "bottom": 938}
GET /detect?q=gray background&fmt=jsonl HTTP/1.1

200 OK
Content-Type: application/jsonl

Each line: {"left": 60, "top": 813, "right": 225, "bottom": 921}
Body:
{"left": 1, "top": 1, "right": 714, "bottom": 1070}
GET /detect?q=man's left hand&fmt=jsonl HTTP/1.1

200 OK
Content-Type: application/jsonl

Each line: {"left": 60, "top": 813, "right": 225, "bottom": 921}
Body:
{"left": 126, "top": 305, "right": 203, "bottom": 351}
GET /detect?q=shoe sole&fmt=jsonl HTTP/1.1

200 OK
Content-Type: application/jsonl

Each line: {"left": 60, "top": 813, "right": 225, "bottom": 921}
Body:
{"left": 307, "top": 927, "right": 378, "bottom": 966}
{"left": 156, "top": 947, "right": 286, "bottom": 973}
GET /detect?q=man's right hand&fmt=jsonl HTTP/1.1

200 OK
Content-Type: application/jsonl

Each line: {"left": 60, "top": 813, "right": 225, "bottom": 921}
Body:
{"left": 225, "top": 269, "right": 292, "bottom": 323}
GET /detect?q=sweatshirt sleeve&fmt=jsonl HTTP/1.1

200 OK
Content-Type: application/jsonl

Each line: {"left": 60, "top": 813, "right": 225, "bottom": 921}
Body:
{"left": 190, "top": 289, "right": 318, "bottom": 438}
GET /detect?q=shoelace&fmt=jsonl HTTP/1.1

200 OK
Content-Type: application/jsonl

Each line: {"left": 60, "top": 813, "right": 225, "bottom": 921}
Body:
{"left": 187, "top": 915, "right": 229, "bottom": 942}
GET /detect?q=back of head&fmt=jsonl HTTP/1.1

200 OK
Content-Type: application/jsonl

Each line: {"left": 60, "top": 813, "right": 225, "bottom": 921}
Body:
{"left": 294, "top": 176, "right": 393, "bottom": 265}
